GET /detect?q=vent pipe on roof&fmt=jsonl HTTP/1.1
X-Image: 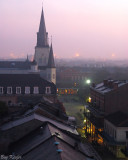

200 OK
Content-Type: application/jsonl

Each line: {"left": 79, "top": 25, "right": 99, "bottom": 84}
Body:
{"left": 113, "top": 83, "right": 118, "bottom": 89}
{"left": 56, "top": 149, "right": 63, "bottom": 153}
{"left": 92, "top": 83, "right": 95, "bottom": 88}
{"left": 39, "top": 126, "right": 43, "bottom": 134}
{"left": 103, "top": 79, "right": 108, "bottom": 86}
{"left": 54, "top": 142, "right": 60, "bottom": 145}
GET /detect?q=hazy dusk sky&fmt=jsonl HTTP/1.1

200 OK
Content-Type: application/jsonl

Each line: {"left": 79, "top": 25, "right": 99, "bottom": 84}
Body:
{"left": 0, "top": 0, "right": 128, "bottom": 60}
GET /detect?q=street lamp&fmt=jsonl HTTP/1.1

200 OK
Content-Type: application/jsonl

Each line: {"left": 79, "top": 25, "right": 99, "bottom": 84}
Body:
{"left": 86, "top": 79, "right": 91, "bottom": 84}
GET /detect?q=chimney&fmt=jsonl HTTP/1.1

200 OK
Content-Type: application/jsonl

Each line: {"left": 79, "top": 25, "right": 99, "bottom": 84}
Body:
{"left": 108, "top": 80, "right": 113, "bottom": 88}
{"left": 113, "top": 83, "right": 118, "bottom": 89}
{"left": 103, "top": 80, "right": 108, "bottom": 86}
{"left": 92, "top": 83, "right": 95, "bottom": 88}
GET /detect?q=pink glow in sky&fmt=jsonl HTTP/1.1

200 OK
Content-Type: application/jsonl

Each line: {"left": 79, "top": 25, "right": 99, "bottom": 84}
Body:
{"left": 0, "top": 0, "right": 128, "bottom": 59}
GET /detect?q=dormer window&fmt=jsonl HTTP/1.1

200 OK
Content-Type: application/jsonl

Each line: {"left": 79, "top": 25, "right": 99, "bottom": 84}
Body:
{"left": 7, "top": 87, "right": 12, "bottom": 94}
{"left": 33, "top": 87, "right": 39, "bottom": 94}
{"left": 0, "top": 87, "right": 3, "bottom": 94}
{"left": 16, "top": 87, "right": 21, "bottom": 94}
{"left": 45, "top": 87, "right": 51, "bottom": 94}
{"left": 25, "top": 87, "right": 30, "bottom": 94}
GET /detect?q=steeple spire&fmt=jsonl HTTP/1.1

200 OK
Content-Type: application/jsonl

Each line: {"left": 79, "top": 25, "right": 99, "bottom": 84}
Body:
{"left": 48, "top": 43, "right": 55, "bottom": 68}
{"left": 36, "top": 5, "right": 49, "bottom": 47}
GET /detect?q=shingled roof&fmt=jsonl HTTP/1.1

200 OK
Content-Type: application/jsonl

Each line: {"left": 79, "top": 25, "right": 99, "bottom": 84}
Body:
{"left": 10, "top": 122, "right": 94, "bottom": 160}
{"left": 0, "top": 61, "right": 31, "bottom": 70}
{"left": 0, "top": 74, "right": 56, "bottom": 94}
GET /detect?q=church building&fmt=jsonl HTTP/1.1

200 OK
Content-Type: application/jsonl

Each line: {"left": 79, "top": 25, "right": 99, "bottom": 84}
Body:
{"left": 34, "top": 6, "right": 56, "bottom": 84}
{"left": 0, "top": 5, "right": 56, "bottom": 84}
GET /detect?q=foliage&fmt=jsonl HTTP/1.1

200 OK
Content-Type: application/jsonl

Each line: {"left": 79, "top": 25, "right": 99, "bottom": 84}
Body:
{"left": 0, "top": 101, "right": 8, "bottom": 117}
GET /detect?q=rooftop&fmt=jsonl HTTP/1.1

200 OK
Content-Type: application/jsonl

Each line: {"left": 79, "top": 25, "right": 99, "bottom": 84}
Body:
{"left": 105, "top": 111, "right": 128, "bottom": 127}
{"left": 0, "top": 74, "right": 56, "bottom": 88}
{"left": 10, "top": 122, "right": 96, "bottom": 160}
{"left": 91, "top": 79, "right": 128, "bottom": 94}
{"left": 0, "top": 60, "right": 31, "bottom": 70}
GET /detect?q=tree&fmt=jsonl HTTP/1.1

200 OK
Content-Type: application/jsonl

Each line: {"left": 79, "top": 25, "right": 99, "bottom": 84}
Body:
{"left": 0, "top": 101, "right": 8, "bottom": 117}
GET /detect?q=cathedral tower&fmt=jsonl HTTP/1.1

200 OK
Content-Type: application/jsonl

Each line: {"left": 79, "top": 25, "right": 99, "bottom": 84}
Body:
{"left": 34, "top": 5, "right": 56, "bottom": 84}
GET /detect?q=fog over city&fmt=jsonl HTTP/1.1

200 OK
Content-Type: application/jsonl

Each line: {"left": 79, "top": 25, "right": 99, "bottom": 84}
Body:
{"left": 0, "top": 0, "right": 128, "bottom": 59}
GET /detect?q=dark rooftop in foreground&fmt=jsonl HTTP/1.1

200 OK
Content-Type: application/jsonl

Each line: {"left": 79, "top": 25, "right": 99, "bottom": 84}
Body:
{"left": 10, "top": 122, "right": 95, "bottom": 160}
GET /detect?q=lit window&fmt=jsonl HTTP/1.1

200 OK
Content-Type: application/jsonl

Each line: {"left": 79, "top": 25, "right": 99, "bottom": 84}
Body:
{"left": 7, "top": 87, "right": 12, "bottom": 94}
{"left": 89, "top": 97, "right": 91, "bottom": 103}
{"left": 0, "top": 87, "right": 3, "bottom": 94}
{"left": 45, "top": 87, "right": 51, "bottom": 94}
{"left": 16, "top": 87, "right": 21, "bottom": 94}
{"left": 33, "top": 87, "right": 39, "bottom": 94}
{"left": 25, "top": 87, "right": 30, "bottom": 94}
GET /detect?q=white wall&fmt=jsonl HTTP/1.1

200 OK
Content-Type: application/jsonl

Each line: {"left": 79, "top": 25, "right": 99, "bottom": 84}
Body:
{"left": 104, "top": 119, "right": 128, "bottom": 142}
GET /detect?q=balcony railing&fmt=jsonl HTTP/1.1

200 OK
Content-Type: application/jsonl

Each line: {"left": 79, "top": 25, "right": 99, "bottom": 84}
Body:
{"left": 86, "top": 102, "right": 105, "bottom": 117}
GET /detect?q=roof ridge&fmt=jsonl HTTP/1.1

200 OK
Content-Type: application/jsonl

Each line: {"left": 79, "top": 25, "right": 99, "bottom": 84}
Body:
{"left": 118, "top": 117, "right": 128, "bottom": 127}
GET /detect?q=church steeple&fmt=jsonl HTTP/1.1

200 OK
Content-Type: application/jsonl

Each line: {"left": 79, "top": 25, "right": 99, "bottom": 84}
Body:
{"left": 36, "top": 5, "right": 49, "bottom": 47}
{"left": 48, "top": 43, "right": 55, "bottom": 68}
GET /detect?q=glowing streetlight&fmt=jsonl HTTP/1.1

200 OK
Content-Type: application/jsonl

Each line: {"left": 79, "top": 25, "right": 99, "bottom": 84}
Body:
{"left": 86, "top": 79, "right": 91, "bottom": 84}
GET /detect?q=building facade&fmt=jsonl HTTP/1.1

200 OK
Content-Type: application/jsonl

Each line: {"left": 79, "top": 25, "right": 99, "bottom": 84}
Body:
{"left": 84, "top": 79, "right": 128, "bottom": 158}
{"left": 0, "top": 74, "right": 56, "bottom": 106}
{"left": 102, "top": 111, "right": 128, "bottom": 158}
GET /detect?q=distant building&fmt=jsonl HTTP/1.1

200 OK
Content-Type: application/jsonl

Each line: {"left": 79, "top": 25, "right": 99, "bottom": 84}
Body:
{"left": 0, "top": 5, "right": 56, "bottom": 84}
{"left": 58, "top": 68, "right": 89, "bottom": 82}
{"left": 0, "top": 74, "right": 56, "bottom": 106}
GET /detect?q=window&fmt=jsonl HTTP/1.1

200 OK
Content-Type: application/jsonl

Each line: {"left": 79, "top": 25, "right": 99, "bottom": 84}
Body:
{"left": 53, "top": 74, "right": 55, "bottom": 79}
{"left": 16, "top": 87, "right": 21, "bottom": 94}
{"left": 0, "top": 87, "right": 3, "bottom": 94}
{"left": 45, "top": 87, "right": 51, "bottom": 94}
{"left": 33, "top": 87, "right": 39, "bottom": 94}
{"left": 25, "top": 87, "right": 30, "bottom": 94}
{"left": 7, "top": 87, "right": 12, "bottom": 94}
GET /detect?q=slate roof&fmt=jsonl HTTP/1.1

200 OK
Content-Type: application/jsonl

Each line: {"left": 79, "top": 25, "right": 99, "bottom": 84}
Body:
{"left": 48, "top": 44, "right": 55, "bottom": 68}
{"left": 36, "top": 6, "right": 48, "bottom": 47}
{"left": 0, "top": 61, "right": 31, "bottom": 70}
{"left": 105, "top": 111, "right": 128, "bottom": 127}
{"left": 10, "top": 122, "right": 94, "bottom": 160}
{"left": 0, "top": 74, "right": 56, "bottom": 94}
{"left": 91, "top": 79, "right": 128, "bottom": 95}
